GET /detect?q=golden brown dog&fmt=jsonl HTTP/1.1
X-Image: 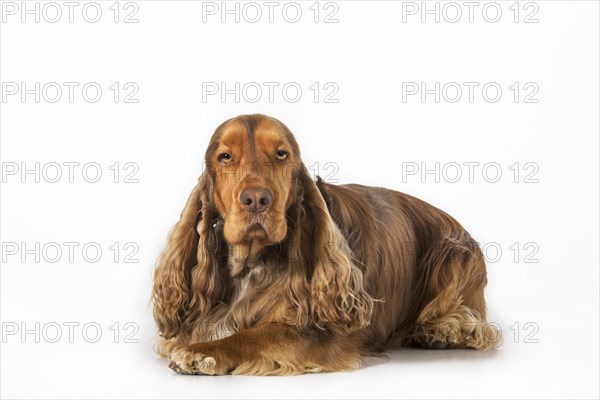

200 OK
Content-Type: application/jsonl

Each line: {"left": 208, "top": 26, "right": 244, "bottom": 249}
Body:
{"left": 152, "top": 114, "right": 500, "bottom": 375}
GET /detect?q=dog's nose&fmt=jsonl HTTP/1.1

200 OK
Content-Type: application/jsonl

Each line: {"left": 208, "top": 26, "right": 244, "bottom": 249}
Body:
{"left": 240, "top": 189, "right": 273, "bottom": 213}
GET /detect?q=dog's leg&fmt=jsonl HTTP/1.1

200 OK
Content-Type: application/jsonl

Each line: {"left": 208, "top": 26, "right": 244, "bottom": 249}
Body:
{"left": 411, "top": 236, "right": 501, "bottom": 350}
{"left": 167, "top": 325, "right": 361, "bottom": 375}
{"left": 412, "top": 297, "right": 500, "bottom": 350}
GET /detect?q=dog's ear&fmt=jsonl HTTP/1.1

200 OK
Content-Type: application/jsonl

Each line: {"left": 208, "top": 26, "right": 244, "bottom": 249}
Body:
{"left": 152, "top": 173, "right": 226, "bottom": 339}
{"left": 296, "top": 166, "right": 374, "bottom": 335}
{"left": 186, "top": 172, "right": 227, "bottom": 326}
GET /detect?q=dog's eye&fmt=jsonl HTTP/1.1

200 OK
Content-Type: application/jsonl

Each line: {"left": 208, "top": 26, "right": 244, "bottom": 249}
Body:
{"left": 276, "top": 150, "right": 288, "bottom": 161}
{"left": 218, "top": 153, "right": 233, "bottom": 164}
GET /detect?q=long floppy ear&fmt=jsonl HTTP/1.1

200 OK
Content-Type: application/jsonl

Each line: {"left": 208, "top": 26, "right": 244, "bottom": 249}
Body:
{"left": 185, "top": 173, "right": 227, "bottom": 327}
{"left": 152, "top": 173, "right": 225, "bottom": 339}
{"left": 298, "top": 166, "right": 374, "bottom": 335}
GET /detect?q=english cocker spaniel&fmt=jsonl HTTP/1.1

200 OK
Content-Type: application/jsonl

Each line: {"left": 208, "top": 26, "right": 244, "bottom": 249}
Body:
{"left": 152, "top": 114, "right": 500, "bottom": 375}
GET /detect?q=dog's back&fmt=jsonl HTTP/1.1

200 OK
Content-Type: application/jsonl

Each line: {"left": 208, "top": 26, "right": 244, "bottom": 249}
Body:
{"left": 316, "top": 179, "right": 498, "bottom": 350}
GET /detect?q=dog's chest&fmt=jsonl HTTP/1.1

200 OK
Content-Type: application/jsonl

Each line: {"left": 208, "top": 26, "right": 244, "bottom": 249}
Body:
{"left": 231, "top": 262, "right": 266, "bottom": 302}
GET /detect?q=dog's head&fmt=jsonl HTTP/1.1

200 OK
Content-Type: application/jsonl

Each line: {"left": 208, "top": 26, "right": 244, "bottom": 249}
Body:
{"left": 204, "top": 114, "right": 301, "bottom": 247}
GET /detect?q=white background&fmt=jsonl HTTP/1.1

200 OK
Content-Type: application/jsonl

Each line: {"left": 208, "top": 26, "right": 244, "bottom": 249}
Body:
{"left": 1, "top": 1, "right": 598, "bottom": 398}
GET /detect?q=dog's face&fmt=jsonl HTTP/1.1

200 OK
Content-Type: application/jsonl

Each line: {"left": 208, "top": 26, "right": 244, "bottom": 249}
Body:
{"left": 206, "top": 115, "right": 300, "bottom": 246}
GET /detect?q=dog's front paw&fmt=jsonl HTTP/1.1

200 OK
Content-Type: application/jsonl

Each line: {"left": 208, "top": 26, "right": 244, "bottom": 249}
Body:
{"left": 168, "top": 347, "right": 217, "bottom": 375}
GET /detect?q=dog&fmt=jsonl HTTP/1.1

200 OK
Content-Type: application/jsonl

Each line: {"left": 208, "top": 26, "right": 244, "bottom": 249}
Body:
{"left": 152, "top": 114, "right": 499, "bottom": 375}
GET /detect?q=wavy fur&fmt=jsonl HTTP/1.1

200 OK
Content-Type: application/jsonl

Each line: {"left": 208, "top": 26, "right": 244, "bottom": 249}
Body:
{"left": 152, "top": 114, "right": 499, "bottom": 375}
